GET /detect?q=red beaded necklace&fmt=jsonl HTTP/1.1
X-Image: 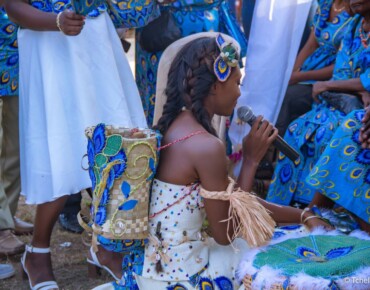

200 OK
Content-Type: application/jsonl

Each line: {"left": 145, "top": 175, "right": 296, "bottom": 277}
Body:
{"left": 359, "top": 19, "right": 370, "bottom": 48}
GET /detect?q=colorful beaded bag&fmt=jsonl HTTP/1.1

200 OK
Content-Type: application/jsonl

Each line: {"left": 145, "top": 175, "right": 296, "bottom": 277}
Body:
{"left": 79, "top": 124, "right": 161, "bottom": 250}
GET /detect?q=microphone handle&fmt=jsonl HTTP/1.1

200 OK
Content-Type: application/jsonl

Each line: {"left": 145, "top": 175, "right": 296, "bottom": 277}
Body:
{"left": 246, "top": 116, "right": 299, "bottom": 161}
{"left": 273, "top": 135, "right": 300, "bottom": 161}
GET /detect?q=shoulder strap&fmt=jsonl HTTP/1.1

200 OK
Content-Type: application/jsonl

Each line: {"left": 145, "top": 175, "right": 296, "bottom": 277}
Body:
{"left": 158, "top": 130, "right": 207, "bottom": 151}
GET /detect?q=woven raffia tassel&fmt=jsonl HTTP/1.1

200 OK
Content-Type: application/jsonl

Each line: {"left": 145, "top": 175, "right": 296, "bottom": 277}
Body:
{"left": 199, "top": 178, "right": 276, "bottom": 248}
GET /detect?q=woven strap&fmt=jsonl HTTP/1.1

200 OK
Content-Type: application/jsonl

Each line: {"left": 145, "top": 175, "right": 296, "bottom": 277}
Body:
{"left": 199, "top": 178, "right": 276, "bottom": 248}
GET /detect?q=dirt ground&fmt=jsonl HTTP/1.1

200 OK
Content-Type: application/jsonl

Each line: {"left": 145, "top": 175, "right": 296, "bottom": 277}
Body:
{"left": 0, "top": 194, "right": 112, "bottom": 290}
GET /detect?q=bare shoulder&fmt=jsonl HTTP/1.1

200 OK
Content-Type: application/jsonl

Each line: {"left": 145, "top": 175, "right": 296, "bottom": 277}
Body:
{"left": 189, "top": 133, "right": 225, "bottom": 159}
{"left": 189, "top": 133, "right": 229, "bottom": 190}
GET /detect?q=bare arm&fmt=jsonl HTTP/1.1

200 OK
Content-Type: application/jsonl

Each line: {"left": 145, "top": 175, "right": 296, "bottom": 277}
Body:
{"left": 292, "top": 29, "right": 318, "bottom": 72}
{"left": 194, "top": 120, "right": 277, "bottom": 245}
{"left": 312, "top": 78, "right": 367, "bottom": 102}
{"left": 5, "top": 0, "right": 59, "bottom": 30}
{"left": 5, "top": 0, "right": 84, "bottom": 35}
{"left": 237, "top": 116, "right": 278, "bottom": 191}
{"left": 289, "top": 64, "right": 334, "bottom": 85}
{"left": 194, "top": 138, "right": 233, "bottom": 245}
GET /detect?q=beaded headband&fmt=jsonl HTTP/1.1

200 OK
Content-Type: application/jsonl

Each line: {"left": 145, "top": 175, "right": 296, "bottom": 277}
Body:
{"left": 213, "top": 34, "right": 239, "bottom": 82}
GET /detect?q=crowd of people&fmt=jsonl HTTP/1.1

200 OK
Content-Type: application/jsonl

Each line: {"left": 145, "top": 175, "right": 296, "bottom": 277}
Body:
{"left": 0, "top": 0, "right": 369, "bottom": 289}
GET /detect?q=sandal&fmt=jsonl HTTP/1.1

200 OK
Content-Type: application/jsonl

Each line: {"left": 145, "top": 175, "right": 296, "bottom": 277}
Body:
{"left": 87, "top": 246, "right": 120, "bottom": 281}
{"left": 21, "top": 245, "right": 59, "bottom": 290}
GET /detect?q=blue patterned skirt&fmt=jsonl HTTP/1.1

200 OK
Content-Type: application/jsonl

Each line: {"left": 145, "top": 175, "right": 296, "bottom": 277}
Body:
{"left": 266, "top": 102, "right": 347, "bottom": 205}
{"left": 306, "top": 110, "right": 370, "bottom": 224}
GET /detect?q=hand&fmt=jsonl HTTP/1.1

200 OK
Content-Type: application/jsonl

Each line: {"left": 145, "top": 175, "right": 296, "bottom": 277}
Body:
{"left": 288, "top": 71, "right": 302, "bottom": 85}
{"left": 242, "top": 116, "right": 278, "bottom": 164}
{"left": 312, "top": 81, "right": 328, "bottom": 102}
{"left": 359, "top": 91, "right": 370, "bottom": 108}
{"left": 360, "top": 105, "right": 370, "bottom": 148}
{"left": 58, "top": 11, "right": 85, "bottom": 36}
{"left": 304, "top": 214, "right": 334, "bottom": 231}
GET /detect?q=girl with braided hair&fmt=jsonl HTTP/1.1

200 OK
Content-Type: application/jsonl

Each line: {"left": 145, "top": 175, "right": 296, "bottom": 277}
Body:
{"left": 95, "top": 32, "right": 331, "bottom": 290}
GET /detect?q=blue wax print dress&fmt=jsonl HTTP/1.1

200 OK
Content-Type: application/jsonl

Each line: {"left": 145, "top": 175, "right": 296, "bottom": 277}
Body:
{"left": 267, "top": 15, "right": 370, "bottom": 206}
{"left": 18, "top": 1, "right": 146, "bottom": 204}
{"left": 0, "top": 8, "right": 18, "bottom": 97}
{"left": 135, "top": 0, "right": 247, "bottom": 126}
{"left": 306, "top": 109, "right": 370, "bottom": 224}
{"left": 299, "top": 0, "right": 351, "bottom": 84}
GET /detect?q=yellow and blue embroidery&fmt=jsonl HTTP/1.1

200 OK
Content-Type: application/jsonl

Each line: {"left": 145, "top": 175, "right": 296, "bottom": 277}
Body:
{"left": 0, "top": 8, "right": 18, "bottom": 97}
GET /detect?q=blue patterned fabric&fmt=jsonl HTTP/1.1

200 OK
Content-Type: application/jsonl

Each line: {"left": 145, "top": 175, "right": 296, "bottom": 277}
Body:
{"left": 267, "top": 16, "right": 369, "bottom": 205}
{"left": 300, "top": 0, "right": 351, "bottom": 83}
{"left": 98, "top": 236, "right": 145, "bottom": 290}
{"left": 0, "top": 8, "right": 18, "bottom": 97}
{"left": 108, "top": 0, "right": 160, "bottom": 29}
{"left": 135, "top": 0, "right": 247, "bottom": 126}
{"left": 29, "top": 0, "right": 106, "bottom": 18}
{"left": 306, "top": 110, "right": 370, "bottom": 224}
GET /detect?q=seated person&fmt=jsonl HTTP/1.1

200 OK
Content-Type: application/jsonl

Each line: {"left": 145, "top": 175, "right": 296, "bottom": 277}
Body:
{"left": 267, "top": 4, "right": 370, "bottom": 207}
{"left": 306, "top": 106, "right": 370, "bottom": 234}
{"left": 93, "top": 32, "right": 330, "bottom": 290}
{"left": 276, "top": 0, "right": 352, "bottom": 136}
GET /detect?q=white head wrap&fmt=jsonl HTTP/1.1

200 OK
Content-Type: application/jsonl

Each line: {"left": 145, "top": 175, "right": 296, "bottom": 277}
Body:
{"left": 153, "top": 32, "right": 241, "bottom": 129}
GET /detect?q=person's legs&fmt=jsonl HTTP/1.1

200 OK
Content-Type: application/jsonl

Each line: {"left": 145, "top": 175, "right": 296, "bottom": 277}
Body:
{"left": 59, "top": 192, "right": 83, "bottom": 233}
{"left": 0, "top": 96, "right": 32, "bottom": 235}
{"left": 276, "top": 84, "right": 313, "bottom": 136}
{"left": 0, "top": 97, "right": 25, "bottom": 256}
{"left": 0, "top": 98, "right": 14, "bottom": 231}
{"left": 23, "top": 196, "right": 68, "bottom": 287}
{"left": 1, "top": 96, "right": 20, "bottom": 217}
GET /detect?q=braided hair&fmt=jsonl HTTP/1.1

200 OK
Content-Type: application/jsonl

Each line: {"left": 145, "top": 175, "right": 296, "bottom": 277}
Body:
{"left": 156, "top": 37, "right": 234, "bottom": 136}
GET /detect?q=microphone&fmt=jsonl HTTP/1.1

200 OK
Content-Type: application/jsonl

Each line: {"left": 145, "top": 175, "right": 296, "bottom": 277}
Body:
{"left": 237, "top": 106, "right": 300, "bottom": 161}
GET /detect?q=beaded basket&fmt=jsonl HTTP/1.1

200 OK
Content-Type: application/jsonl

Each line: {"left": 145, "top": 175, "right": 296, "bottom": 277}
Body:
{"left": 84, "top": 124, "right": 161, "bottom": 241}
{"left": 239, "top": 228, "right": 370, "bottom": 290}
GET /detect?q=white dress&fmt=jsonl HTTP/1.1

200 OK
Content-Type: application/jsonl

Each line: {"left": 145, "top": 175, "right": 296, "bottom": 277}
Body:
{"left": 17, "top": 12, "right": 147, "bottom": 204}
{"left": 93, "top": 178, "right": 248, "bottom": 289}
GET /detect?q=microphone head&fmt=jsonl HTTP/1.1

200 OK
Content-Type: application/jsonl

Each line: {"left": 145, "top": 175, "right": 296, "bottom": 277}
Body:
{"left": 237, "top": 106, "right": 255, "bottom": 124}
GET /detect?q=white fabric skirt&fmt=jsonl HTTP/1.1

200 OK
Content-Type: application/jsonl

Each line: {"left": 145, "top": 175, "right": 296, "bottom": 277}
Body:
{"left": 17, "top": 12, "right": 147, "bottom": 204}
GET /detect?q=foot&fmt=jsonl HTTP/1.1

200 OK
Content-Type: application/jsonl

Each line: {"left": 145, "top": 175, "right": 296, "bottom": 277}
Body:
{"left": 23, "top": 248, "right": 56, "bottom": 288}
{"left": 13, "top": 217, "right": 34, "bottom": 235}
{"left": 88, "top": 245, "right": 123, "bottom": 279}
{"left": 58, "top": 213, "right": 83, "bottom": 234}
{"left": 0, "top": 229, "right": 25, "bottom": 256}
{"left": 0, "top": 264, "right": 15, "bottom": 280}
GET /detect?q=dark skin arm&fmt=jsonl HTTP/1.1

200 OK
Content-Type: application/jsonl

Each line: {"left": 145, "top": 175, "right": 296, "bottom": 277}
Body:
{"left": 292, "top": 30, "right": 318, "bottom": 72}
{"left": 5, "top": 0, "right": 84, "bottom": 36}
{"left": 289, "top": 30, "right": 334, "bottom": 85}
{"left": 289, "top": 65, "right": 334, "bottom": 85}
{"left": 200, "top": 118, "right": 330, "bottom": 245}
{"left": 312, "top": 78, "right": 367, "bottom": 102}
